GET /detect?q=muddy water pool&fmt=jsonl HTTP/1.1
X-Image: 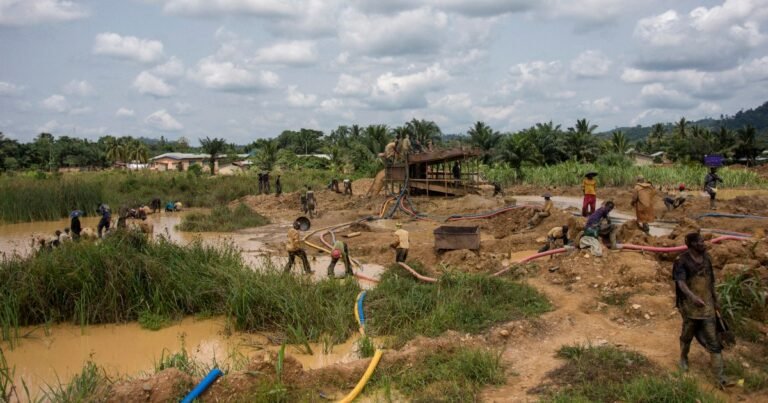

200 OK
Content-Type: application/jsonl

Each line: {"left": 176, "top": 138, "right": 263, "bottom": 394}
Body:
{"left": 3, "top": 317, "right": 364, "bottom": 399}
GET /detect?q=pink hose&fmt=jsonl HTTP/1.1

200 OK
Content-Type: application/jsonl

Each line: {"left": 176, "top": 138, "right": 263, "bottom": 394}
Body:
{"left": 492, "top": 248, "right": 568, "bottom": 277}
{"left": 397, "top": 262, "right": 438, "bottom": 283}
{"left": 445, "top": 205, "right": 539, "bottom": 221}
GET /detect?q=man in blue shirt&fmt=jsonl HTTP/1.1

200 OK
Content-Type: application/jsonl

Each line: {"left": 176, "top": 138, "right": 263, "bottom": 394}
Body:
{"left": 583, "top": 200, "right": 619, "bottom": 251}
{"left": 97, "top": 204, "right": 111, "bottom": 238}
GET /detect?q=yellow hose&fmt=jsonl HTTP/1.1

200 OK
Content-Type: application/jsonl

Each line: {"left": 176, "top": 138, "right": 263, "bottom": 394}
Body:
{"left": 337, "top": 349, "right": 382, "bottom": 403}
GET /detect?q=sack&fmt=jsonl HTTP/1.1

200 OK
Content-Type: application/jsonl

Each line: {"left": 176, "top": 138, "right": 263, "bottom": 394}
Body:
{"left": 716, "top": 312, "right": 736, "bottom": 349}
{"left": 584, "top": 227, "right": 599, "bottom": 238}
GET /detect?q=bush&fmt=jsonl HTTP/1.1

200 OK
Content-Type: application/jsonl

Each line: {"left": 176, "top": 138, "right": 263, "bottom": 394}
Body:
{"left": 177, "top": 204, "right": 269, "bottom": 232}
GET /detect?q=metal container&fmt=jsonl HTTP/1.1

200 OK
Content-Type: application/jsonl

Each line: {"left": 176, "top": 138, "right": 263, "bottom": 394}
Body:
{"left": 294, "top": 216, "right": 311, "bottom": 231}
{"left": 433, "top": 225, "right": 480, "bottom": 251}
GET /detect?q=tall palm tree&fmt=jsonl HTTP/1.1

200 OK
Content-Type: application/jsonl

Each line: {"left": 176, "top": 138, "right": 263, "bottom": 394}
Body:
{"left": 199, "top": 137, "right": 227, "bottom": 175}
{"left": 567, "top": 119, "right": 600, "bottom": 162}
{"left": 611, "top": 130, "right": 629, "bottom": 154}
{"left": 468, "top": 121, "right": 502, "bottom": 164}
{"left": 363, "top": 124, "right": 390, "bottom": 155}
{"left": 674, "top": 117, "right": 688, "bottom": 139}
{"left": 648, "top": 123, "right": 665, "bottom": 149}
{"left": 530, "top": 121, "right": 567, "bottom": 165}
{"left": 255, "top": 139, "right": 279, "bottom": 171}
{"left": 329, "top": 125, "right": 350, "bottom": 148}
{"left": 350, "top": 124, "right": 363, "bottom": 140}
{"left": 105, "top": 137, "right": 125, "bottom": 165}
{"left": 406, "top": 118, "right": 442, "bottom": 144}
{"left": 127, "top": 141, "right": 149, "bottom": 163}
{"left": 496, "top": 133, "right": 534, "bottom": 180}
{"left": 736, "top": 125, "right": 761, "bottom": 166}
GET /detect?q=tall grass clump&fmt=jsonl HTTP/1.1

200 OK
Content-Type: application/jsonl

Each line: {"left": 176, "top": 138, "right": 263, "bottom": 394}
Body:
{"left": 42, "top": 361, "right": 109, "bottom": 402}
{"left": 537, "top": 344, "right": 722, "bottom": 403}
{"left": 365, "top": 267, "right": 551, "bottom": 346}
{"left": 717, "top": 271, "right": 767, "bottom": 342}
{"left": 178, "top": 204, "right": 270, "bottom": 232}
{"left": 482, "top": 161, "right": 768, "bottom": 188}
{"left": 0, "top": 231, "right": 245, "bottom": 332}
{"left": 227, "top": 269, "right": 360, "bottom": 344}
{"left": 0, "top": 176, "right": 103, "bottom": 222}
{"left": 369, "top": 347, "right": 505, "bottom": 402}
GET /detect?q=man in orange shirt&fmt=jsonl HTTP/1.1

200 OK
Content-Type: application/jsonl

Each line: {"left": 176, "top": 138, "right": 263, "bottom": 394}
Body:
{"left": 582, "top": 172, "right": 598, "bottom": 217}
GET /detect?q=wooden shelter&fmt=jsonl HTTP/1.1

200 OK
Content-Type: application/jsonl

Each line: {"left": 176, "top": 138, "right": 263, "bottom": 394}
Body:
{"left": 384, "top": 147, "right": 484, "bottom": 196}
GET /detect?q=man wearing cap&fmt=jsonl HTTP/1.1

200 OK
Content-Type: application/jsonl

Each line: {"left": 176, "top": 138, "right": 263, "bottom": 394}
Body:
{"left": 538, "top": 225, "right": 569, "bottom": 253}
{"left": 96, "top": 203, "right": 111, "bottom": 238}
{"left": 284, "top": 221, "right": 313, "bottom": 274}
{"left": 704, "top": 167, "right": 722, "bottom": 210}
{"left": 70, "top": 210, "right": 83, "bottom": 239}
{"left": 631, "top": 175, "right": 656, "bottom": 234}
{"left": 528, "top": 193, "right": 554, "bottom": 228}
{"left": 343, "top": 178, "right": 352, "bottom": 196}
{"left": 581, "top": 200, "right": 618, "bottom": 256}
{"left": 391, "top": 223, "right": 410, "bottom": 263}
{"left": 327, "top": 240, "right": 353, "bottom": 278}
{"left": 582, "top": 172, "right": 598, "bottom": 217}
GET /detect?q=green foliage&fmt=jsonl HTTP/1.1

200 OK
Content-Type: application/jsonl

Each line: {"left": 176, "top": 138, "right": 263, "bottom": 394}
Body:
{"left": 725, "top": 358, "right": 768, "bottom": 392}
{"left": 138, "top": 311, "right": 172, "bottom": 331}
{"left": 540, "top": 344, "right": 721, "bottom": 403}
{"left": 42, "top": 361, "right": 108, "bottom": 403}
{"left": 366, "top": 268, "right": 551, "bottom": 347}
{"left": 178, "top": 204, "right": 269, "bottom": 232}
{"left": 370, "top": 348, "right": 505, "bottom": 402}
{"left": 717, "top": 271, "right": 768, "bottom": 341}
{"left": 357, "top": 336, "right": 375, "bottom": 358}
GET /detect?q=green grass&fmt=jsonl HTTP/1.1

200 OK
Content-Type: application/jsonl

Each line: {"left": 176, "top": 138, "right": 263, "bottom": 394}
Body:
{"left": 0, "top": 232, "right": 361, "bottom": 345}
{"left": 138, "top": 311, "right": 172, "bottom": 331}
{"left": 0, "top": 169, "right": 339, "bottom": 224}
{"left": 42, "top": 361, "right": 108, "bottom": 403}
{"left": 365, "top": 264, "right": 551, "bottom": 347}
{"left": 357, "top": 336, "right": 375, "bottom": 358}
{"left": 177, "top": 204, "right": 270, "bottom": 232}
{"left": 537, "top": 344, "right": 722, "bottom": 403}
{"left": 717, "top": 271, "right": 768, "bottom": 342}
{"left": 369, "top": 347, "right": 505, "bottom": 402}
{"left": 483, "top": 161, "right": 768, "bottom": 188}
{"left": 725, "top": 358, "right": 768, "bottom": 392}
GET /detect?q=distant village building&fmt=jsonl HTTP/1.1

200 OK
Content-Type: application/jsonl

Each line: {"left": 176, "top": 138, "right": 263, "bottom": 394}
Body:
{"left": 625, "top": 149, "right": 667, "bottom": 166}
{"left": 150, "top": 153, "right": 209, "bottom": 171}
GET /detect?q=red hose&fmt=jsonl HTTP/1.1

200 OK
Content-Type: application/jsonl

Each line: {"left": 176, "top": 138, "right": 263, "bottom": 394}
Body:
{"left": 445, "top": 205, "right": 539, "bottom": 221}
{"left": 492, "top": 248, "right": 567, "bottom": 277}
{"left": 397, "top": 262, "right": 438, "bottom": 283}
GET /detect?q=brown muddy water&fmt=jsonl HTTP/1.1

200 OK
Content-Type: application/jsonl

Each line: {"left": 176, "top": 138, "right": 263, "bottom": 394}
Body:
{"left": 0, "top": 211, "right": 385, "bottom": 398}
{"left": 3, "top": 317, "right": 364, "bottom": 399}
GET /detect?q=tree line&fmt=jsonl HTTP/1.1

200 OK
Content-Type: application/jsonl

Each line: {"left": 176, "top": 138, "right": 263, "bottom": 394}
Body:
{"left": 1, "top": 115, "right": 765, "bottom": 176}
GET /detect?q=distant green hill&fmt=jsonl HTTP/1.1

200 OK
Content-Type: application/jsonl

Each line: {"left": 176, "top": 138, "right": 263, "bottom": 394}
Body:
{"left": 598, "top": 100, "right": 768, "bottom": 143}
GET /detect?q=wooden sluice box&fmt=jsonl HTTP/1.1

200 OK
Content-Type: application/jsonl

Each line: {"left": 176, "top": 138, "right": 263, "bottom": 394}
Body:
{"left": 433, "top": 225, "right": 480, "bottom": 251}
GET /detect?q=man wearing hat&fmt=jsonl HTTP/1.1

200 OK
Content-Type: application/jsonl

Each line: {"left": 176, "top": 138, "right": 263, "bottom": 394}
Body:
{"left": 528, "top": 193, "right": 554, "bottom": 228}
{"left": 284, "top": 221, "right": 313, "bottom": 274}
{"left": 70, "top": 210, "right": 83, "bottom": 239}
{"left": 391, "top": 222, "right": 410, "bottom": 263}
{"left": 631, "top": 175, "right": 656, "bottom": 234}
{"left": 582, "top": 172, "right": 598, "bottom": 217}
{"left": 704, "top": 167, "right": 722, "bottom": 210}
{"left": 327, "top": 240, "right": 353, "bottom": 278}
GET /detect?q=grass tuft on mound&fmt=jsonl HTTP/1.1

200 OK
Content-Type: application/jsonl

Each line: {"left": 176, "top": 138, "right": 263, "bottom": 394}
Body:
{"left": 177, "top": 204, "right": 269, "bottom": 232}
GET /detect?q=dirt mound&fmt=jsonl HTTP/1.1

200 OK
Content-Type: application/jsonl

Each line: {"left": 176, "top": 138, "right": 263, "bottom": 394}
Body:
{"left": 107, "top": 368, "right": 194, "bottom": 403}
{"left": 348, "top": 222, "right": 372, "bottom": 232}
{"left": 351, "top": 178, "right": 374, "bottom": 194}
{"left": 438, "top": 249, "right": 506, "bottom": 272}
{"left": 480, "top": 208, "right": 573, "bottom": 239}
{"left": 668, "top": 218, "right": 700, "bottom": 240}
{"left": 730, "top": 195, "right": 768, "bottom": 215}
{"left": 414, "top": 194, "right": 505, "bottom": 217}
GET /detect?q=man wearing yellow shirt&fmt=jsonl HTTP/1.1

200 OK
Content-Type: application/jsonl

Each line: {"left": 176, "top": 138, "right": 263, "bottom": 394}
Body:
{"left": 391, "top": 222, "right": 410, "bottom": 263}
{"left": 582, "top": 172, "right": 598, "bottom": 217}
{"left": 528, "top": 193, "right": 553, "bottom": 228}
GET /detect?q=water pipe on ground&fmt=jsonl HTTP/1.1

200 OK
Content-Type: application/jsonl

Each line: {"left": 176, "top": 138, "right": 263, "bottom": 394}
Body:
{"left": 337, "top": 291, "right": 382, "bottom": 403}
{"left": 181, "top": 368, "right": 223, "bottom": 403}
{"left": 697, "top": 212, "right": 768, "bottom": 220}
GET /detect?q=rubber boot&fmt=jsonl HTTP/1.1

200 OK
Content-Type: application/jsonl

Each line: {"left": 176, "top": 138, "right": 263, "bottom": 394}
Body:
{"left": 711, "top": 353, "right": 732, "bottom": 388}
{"left": 642, "top": 223, "right": 650, "bottom": 235}
{"left": 679, "top": 341, "right": 690, "bottom": 372}
{"left": 710, "top": 199, "right": 717, "bottom": 210}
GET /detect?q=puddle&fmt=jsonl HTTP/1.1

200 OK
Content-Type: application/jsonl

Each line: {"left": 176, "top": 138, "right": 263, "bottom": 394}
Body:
{"left": 2, "top": 317, "right": 364, "bottom": 399}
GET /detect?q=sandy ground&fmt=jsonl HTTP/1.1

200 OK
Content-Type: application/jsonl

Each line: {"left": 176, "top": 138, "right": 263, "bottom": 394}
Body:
{"left": 78, "top": 184, "right": 768, "bottom": 401}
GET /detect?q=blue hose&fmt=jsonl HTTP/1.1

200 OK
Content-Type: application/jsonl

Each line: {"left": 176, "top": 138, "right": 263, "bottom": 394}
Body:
{"left": 181, "top": 368, "right": 223, "bottom": 403}
{"left": 696, "top": 213, "right": 768, "bottom": 220}
{"left": 357, "top": 291, "right": 367, "bottom": 327}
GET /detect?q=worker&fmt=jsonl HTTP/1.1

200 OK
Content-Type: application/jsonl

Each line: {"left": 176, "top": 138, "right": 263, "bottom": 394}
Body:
{"left": 399, "top": 135, "right": 412, "bottom": 161}
{"left": 673, "top": 232, "right": 732, "bottom": 388}
{"left": 427, "top": 139, "right": 434, "bottom": 151}
{"left": 300, "top": 191, "right": 308, "bottom": 214}
{"left": 538, "top": 225, "right": 569, "bottom": 253}
{"left": 664, "top": 183, "right": 688, "bottom": 211}
{"left": 306, "top": 187, "right": 316, "bottom": 218}
{"left": 275, "top": 175, "right": 282, "bottom": 197}
{"left": 452, "top": 161, "right": 461, "bottom": 186}
{"left": 137, "top": 215, "right": 154, "bottom": 236}
{"left": 391, "top": 222, "right": 410, "bottom": 263}
{"left": 581, "top": 200, "right": 618, "bottom": 256}
{"left": 327, "top": 240, "right": 353, "bottom": 278}
{"left": 528, "top": 193, "right": 554, "bottom": 228}
{"left": 383, "top": 139, "right": 398, "bottom": 165}
{"left": 150, "top": 198, "right": 161, "bottom": 213}
{"left": 343, "top": 178, "right": 352, "bottom": 196}
{"left": 165, "top": 201, "right": 174, "bottom": 212}
{"left": 492, "top": 182, "right": 504, "bottom": 197}
{"left": 631, "top": 175, "right": 656, "bottom": 234}
{"left": 413, "top": 138, "right": 424, "bottom": 153}
{"left": 283, "top": 221, "right": 313, "bottom": 274}
{"left": 137, "top": 206, "right": 149, "bottom": 220}
{"left": 582, "top": 172, "right": 598, "bottom": 217}
{"left": 70, "top": 210, "right": 83, "bottom": 239}
{"left": 174, "top": 201, "right": 183, "bottom": 212}
{"left": 704, "top": 167, "right": 723, "bottom": 210}
{"left": 97, "top": 203, "right": 111, "bottom": 238}
{"left": 263, "top": 171, "right": 270, "bottom": 194}
{"left": 257, "top": 172, "right": 264, "bottom": 194}
{"left": 328, "top": 178, "right": 341, "bottom": 193}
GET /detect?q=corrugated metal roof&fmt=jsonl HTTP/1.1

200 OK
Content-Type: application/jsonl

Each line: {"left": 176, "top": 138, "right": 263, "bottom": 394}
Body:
{"left": 150, "top": 153, "right": 210, "bottom": 161}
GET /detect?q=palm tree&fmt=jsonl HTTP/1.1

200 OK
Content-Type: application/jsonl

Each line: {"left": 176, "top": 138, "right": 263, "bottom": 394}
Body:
{"left": 255, "top": 139, "right": 279, "bottom": 171}
{"left": 350, "top": 124, "right": 363, "bottom": 140}
{"left": 736, "top": 125, "right": 761, "bottom": 166}
{"left": 611, "top": 130, "right": 629, "bottom": 154}
{"left": 530, "top": 122, "right": 567, "bottom": 165}
{"left": 648, "top": 123, "right": 665, "bottom": 149}
{"left": 329, "top": 125, "right": 350, "bottom": 148}
{"left": 567, "top": 119, "right": 600, "bottom": 162}
{"left": 468, "top": 121, "right": 502, "bottom": 164}
{"left": 363, "top": 124, "right": 390, "bottom": 155}
{"left": 127, "top": 141, "right": 149, "bottom": 163}
{"left": 105, "top": 137, "right": 125, "bottom": 165}
{"left": 391, "top": 126, "right": 410, "bottom": 140}
{"left": 674, "top": 118, "right": 688, "bottom": 139}
{"left": 296, "top": 129, "right": 322, "bottom": 155}
{"left": 199, "top": 137, "right": 227, "bottom": 175}
{"left": 406, "top": 118, "right": 442, "bottom": 144}
{"left": 496, "top": 133, "right": 534, "bottom": 180}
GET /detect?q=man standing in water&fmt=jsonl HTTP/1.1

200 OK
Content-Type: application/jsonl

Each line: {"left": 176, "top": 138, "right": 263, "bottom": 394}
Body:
{"left": 284, "top": 221, "right": 313, "bottom": 274}
{"left": 327, "top": 240, "right": 353, "bottom": 278}
{"left": 96, "top": 204, "right": 111, "bottom": 238}
{"left": 674, "top": 232, "right": 731, "bottom": 388}
{"left": 70, "top": 210, "right": 83, "bottom": 239}
{"left": 704, "top": 167, "right": 723, "bottom": 210}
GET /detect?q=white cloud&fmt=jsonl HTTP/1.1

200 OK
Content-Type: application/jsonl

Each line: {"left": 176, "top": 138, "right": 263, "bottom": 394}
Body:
{"left": 133, "top": 71, "right": 174, "bottom": 97}
{"left": 69, "top": 106, "right": 91, "bottom": 115}
{"left": 429, "top": 92, "right": 473, "bottom": 111}
{"left": 152, "top": 56, "right": 185, "bottom": 78}
{"left": 174, "top": 102, "right": 192, "bottom": 115}
{"left": 93, "top": 32, "right": 165, "bottom": 64}
{"left": 370, "top": 64, "right": 450, "bottom": 109}
{"left": 639, "top": 83, "right": 698, "bottom": 109}
{"left": 570, "top": 50, "right": 612, "bottom": 78}
{"left": 579, "top": 97, "right": 619, "bottom": 114}
{"left": 63, "top": 79, "right": 94, "bottom": 96}
{"left": 537, "top": 0, "right": 635, "bottom": 28}
{"left": 0, "top": 0, "right": 89, "bottom": 26}
{"left": 157, "top": 0, "right": 297, "bottom": 17}
{"left": 434, "top": 0, "right": 537, "bottom": 17}
{"left": 38, "top": 120, "right": 60, "bottom": 133}
{"left": 333, "top": 74, "right": 369, "bottom": 97}
{"left": 116, "top": 107, "right": 135, "bottom": 118}
{"left": 0, "top": 81, "right": 22, "bottom": 96}
{"left": 472, "top": 102, "right": 521, "bottom": 123}
{"left": 144, "top": 109, "right": 183, "bottom": 131}
{"left": 506, "top": 60, "right": 564, "bottom": 93}
{"left": 633, "top": 1, "right": 768, "bottom": 71}
{"left": 286, "top": 85, "right": 317, "bottom": 107}
{"left": 41, "top": 94, "right": 68, "bottom": 112}
{"left": 252, "top": 40, "right": 317, "bottom": 66}
{"left": 339, "top": 7, "right": 449, "bottom": 57}
{"left": 188, "top": 57, "right": 279, "bottom": 91}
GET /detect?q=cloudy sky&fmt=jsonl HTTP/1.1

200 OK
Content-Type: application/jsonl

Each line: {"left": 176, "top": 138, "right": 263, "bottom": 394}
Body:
{"left": 1, "top": 0, "right": 767, "bottom": 144}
